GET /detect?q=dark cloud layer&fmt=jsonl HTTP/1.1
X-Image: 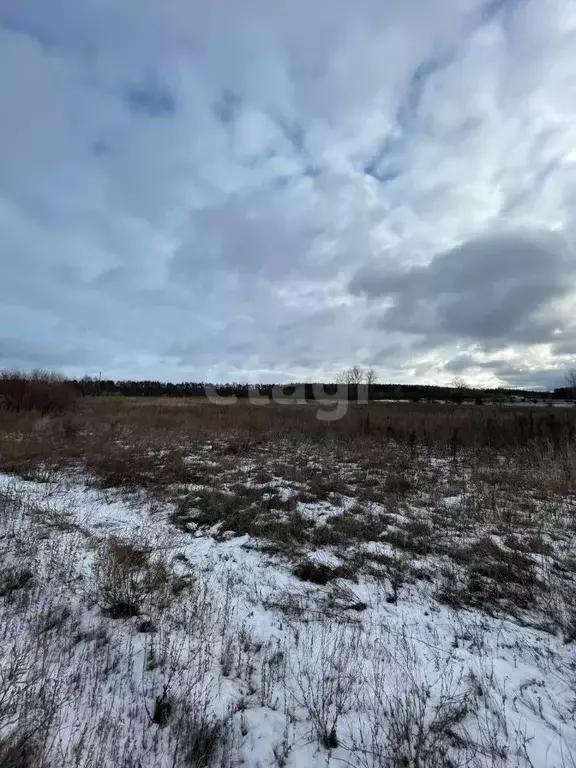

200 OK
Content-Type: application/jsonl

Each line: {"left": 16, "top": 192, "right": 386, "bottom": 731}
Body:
{"left": 351, "top": 229, "right": 575, "bottom": 346}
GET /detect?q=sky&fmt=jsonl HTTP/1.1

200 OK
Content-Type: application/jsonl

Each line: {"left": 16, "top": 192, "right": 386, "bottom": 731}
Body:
{"left": 1, "top": 0, "right": 575, "bottom": 388}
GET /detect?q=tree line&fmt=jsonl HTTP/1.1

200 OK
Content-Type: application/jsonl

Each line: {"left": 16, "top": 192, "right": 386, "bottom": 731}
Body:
{"left": 72, "top": 370, "right": 565, "bottom": 403}
{"left": 2, "top": 367, "right": 574, "bottom": 414}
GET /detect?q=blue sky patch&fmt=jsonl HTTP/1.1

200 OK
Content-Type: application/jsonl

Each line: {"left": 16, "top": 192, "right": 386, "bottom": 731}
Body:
{"left": 91, "top": 140, "right": 112, "bottom": 158}
{"left": 213, "top": 89, "right": 242, "bottom": 124}
{"left": 125, "top": 77, "right": 176, "bottom": 117}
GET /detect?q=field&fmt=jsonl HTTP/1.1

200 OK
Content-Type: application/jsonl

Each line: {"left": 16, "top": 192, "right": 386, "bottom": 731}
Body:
{"left": 2, "top": 396, "right": 576, "bottom": 767}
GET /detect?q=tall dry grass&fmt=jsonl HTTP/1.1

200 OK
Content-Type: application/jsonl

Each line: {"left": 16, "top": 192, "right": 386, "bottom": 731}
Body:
{"left": 0, "top": 395, "right": 575, "bottom": 495}
{"left": 62, "top": 396, "right": 576, "bottom": 444}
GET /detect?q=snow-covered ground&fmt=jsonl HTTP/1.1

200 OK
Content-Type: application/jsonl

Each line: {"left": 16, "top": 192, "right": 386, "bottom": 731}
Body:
{"left": 1, "top": 467, "right": 576, "bottom": 768}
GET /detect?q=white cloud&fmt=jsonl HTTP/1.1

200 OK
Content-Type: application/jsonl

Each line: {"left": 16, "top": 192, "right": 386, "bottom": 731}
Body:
{"left": 0, "top": 0, "right": 575, "bottom": 386}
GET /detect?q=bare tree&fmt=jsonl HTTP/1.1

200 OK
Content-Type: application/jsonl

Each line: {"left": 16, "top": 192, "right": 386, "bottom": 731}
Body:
{"left": 451, "top": 376, "right": 468, "bottom": 404}
{"left": 451, "top": 376, "right": 467, "bottom": 392}
{"left": 336, "top": 367, "right": 378, "bottom": 403}
{"left": 365, "top": 368, "right": 378, "bottom": 388}
{"left": 565, "top": 369, "right": 576, "bottom": 398}
{"left": 337, "top": 366, "right": 375, "bottom": 386}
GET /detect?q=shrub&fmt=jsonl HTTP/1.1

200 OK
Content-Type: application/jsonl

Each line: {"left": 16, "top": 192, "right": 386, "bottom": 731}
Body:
{"left": 384, "top": 474, "right": 413, "bottom": 495}
{"left": 92, "top": 539, "right": 171, "bottom": 619}
{"left": 0, "top": 734, "right": 42, "bottom": 768}
{"left": 0, "top": 370, "right": 77, "bottom": 415}
{"left": 292, "top": 560, "right": 352, "bottom": 585}
{"left": 291, "top": 622, "right": 360, "bottom": 750}
{"left": 0, "top": 567, "right": 34, "bottom": 600}
{"left": 173, "top": 694, "right": 229, "bottom": 767}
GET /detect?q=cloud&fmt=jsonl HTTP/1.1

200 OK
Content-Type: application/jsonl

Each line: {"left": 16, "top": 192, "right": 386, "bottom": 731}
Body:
{"left": 125, "top": 77, "right": 176, "bottom": 117}
{"left": 0, "top": 0, "right": 575, "bottom": 387}
{"left": 351, "top": 228, "right": 576, "bottom": 346}
{"left": 350, "top": 227, "right": 576, "bottom": 387}
{"left": 0, "top": 338, "right": 92, "bottom": 369}
{"left": 442, "top": 350, "right": 568, "bottom": 390}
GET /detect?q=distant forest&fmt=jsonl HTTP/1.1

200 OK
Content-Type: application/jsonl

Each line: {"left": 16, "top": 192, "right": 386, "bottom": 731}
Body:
{"left": 71, "top": 377, "right": 573, "bottom": 403}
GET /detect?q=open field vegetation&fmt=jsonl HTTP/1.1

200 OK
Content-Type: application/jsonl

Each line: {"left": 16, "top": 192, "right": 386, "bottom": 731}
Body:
{"left": 2, "top": 374, "right": 576, "bottom": 766}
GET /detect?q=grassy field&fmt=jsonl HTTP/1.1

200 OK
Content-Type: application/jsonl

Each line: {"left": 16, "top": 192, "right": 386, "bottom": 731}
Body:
{"left": 2, "top": 396, "right": 576, "bottom": 766}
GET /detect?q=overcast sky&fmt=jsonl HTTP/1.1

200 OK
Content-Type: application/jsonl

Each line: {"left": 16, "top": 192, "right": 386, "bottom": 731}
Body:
{"left": 1, "top": 0, "right": 575, "bottom": 387}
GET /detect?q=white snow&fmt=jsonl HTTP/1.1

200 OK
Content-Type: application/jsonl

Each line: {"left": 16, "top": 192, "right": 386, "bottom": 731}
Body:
{"left": 1, "top": 470, "right": 576, "bottom": 767}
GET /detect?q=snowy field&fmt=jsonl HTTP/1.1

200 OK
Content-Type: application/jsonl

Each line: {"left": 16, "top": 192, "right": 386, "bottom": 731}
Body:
{"left": 2, "top": 416, "right": 576, "bottom": 768}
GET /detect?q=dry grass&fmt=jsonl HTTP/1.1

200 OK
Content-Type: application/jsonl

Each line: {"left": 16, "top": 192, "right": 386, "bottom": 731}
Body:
{"left": 1, "top": 396, "right": 575, "bottom": 488}
{"left": 92, "top": 538, "right": 173, "bottom": 619}
{"left": 1, "top": 396, "right": 576, "bottom": 631}
{"left": 2, "top": 398, "right": 576, "bottom": 768}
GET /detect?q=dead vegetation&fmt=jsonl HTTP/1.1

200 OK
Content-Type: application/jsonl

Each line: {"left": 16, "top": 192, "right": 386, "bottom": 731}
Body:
{"left": 91, "top": 538, "right": 176, "bottom": 619}
{"left": 0, "top": 371, "right": 78, "bottom": 415}
{"left": 1, "top": 396, "right": 575, "bottom": 631}
{"left": 2, "top": 396, "right": 576, "bottom": 765}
